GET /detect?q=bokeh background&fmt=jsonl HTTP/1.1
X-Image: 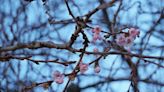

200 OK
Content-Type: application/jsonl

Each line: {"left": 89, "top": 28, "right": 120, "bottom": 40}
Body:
{"left": 0, "top": 0, "right": 163, "bottom": 92}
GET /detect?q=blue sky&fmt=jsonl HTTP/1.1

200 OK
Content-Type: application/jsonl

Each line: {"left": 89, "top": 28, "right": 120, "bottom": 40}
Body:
{"left": 0, "top": 0, "right": 163, "bottom": 92}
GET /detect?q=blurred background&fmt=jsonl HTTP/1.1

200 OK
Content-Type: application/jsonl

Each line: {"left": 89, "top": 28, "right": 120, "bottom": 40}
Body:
{"left": 0, "top": 0, "right": 163, "bottom": 92}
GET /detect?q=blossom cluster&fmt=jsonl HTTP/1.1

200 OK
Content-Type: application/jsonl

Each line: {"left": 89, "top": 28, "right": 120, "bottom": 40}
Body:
{"left": 53, "top": 62, "right": 101, "bottom": 84}
{"left": 115, "top": 28, "right": 140, "bottom": 50}
{"left": 52, "top": 27, "right": 139, "bottom": 85}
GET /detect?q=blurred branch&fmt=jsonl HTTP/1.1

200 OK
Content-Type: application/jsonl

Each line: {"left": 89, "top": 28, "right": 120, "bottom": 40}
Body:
{"left": 23, "top": 80, "right": 53, "bottom": 92}
{"left": 81, "top": 77, "right": 164, "bottom": 90}
{"left": 1, "top": 42, "right": 163, "bottom": 60}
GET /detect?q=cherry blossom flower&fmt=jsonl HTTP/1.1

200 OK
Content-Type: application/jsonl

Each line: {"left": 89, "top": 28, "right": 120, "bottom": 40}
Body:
{"left": 92, "top": 27, "right": 102, "bottom": 42}
{"left": 79, "top": 63, "right": 88, "bottom": 74}
{"left": 115, "top": 28, "right": 140, "bottom": 51}
{"left": 93, "top": 48, "right": 99, "bottom": 57}
{"left": 125, "top": 36, "right": 134, "bottom": 46}
{"left": 129, "top": 28, "right": 140, "bottom": 38}
{"left": 92, "top": 27, "right": 101, "bottom": 34}
{"left": 93, "top": 33, "right": 101, "bottom": 42}
{"left": 93, "top": 48, "right": 99, "bottom": 52}
{"left": 115, "top": 33, "right": 127, "bottom": 46}
{"left": 53, "top": 70, "right": 64, "bottom": 84}
{"left": 94, "top": 66, "right": 100, "bottom": 73}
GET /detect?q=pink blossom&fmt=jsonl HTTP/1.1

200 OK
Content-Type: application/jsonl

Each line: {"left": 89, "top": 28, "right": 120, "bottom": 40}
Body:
{"left": 92, "top": 27, "right": 102, "bottom": 42}
{"left": 116, "top": 33, "right": 134, "bottom": 51}
{"left": 123, "top": 36, "right": 134, "bottom": 52}
{"left": 93, "top": 48, "right": 99, "bottom": 57}
{"left": 129, "top": 28, "right": 140, "bottom": 38}
{"left": 79, "top": 63, "right": 88, "bottom": 74}
{"left": 116, "top": 33, "right": 127, "bottom": 46}
{"left": 53, "top": 70, "right": 64, "bottom": 84}
{"left": 93, "top": 33, "right": 101, "bottom": 42}
{"left": 94, "top": 66, "right": 100, "bottom": 73}
{"left": 92, "top": 27, "right": 101, "bottom": 34}
{"left": 125, "top": 36, "right": 134, "bottom": 45}
{"left": 93, "top": 48, "right": 99, "bottom": 52}
{"left": 115, "top": 28, "right": 140, "bottom": 51}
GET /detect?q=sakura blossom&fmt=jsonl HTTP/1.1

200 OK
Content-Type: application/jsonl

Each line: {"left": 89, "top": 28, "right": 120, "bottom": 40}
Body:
{"left": 92, "top": 27, "right": 101, "bottom": 34}
{"left": 115, "top": 28, "right": 140, "bottom": 50}
{"left": 94, "top": 66, "right": 100, "bottom": 73}
{"left": 93, "top": 33, "right": 101, "bottom": 42}
{"left": 79, "top": 63, "right": 88, "bottom": 74}
{"left": 93, "top": 48, "right": 99, "bottom": 53}
{"left": 125, "top": 36, "right": 134, "bottom": 46}
{"left": 93, "top": 48, "right": 99, "bottom": 57}
{"left": 92, "top": 27, "right": 102, "bottom": 42}
{"left": 53, "top": 70, "right": 64, "bottom": 84}
{"left": 129, "top": 28, "right": 140, "bottom": 38}
{"left": 116, "top": 33, "right": 127, "bottom": 46}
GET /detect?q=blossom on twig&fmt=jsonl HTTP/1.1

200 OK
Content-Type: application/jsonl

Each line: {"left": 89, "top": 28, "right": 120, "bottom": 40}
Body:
{"left": 94, "top": 65, "right": 100, "bottom": 73}
{"left": 115, "top": 28, "right": 140, "bottom": 51}
{"left": 92, "top": 27, "right": 102, "bottom": 42}
{"left": 53, "top": 70, "right": 64, "bottom": 84}
{"left": 79, "top": 63, "right": 88, "bottom": 74}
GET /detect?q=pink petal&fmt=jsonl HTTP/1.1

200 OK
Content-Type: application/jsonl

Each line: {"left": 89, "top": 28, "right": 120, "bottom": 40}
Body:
{"left": 93, "top": 48, "right": 99, "bottom": 52}
{"left": 79, "top": 63, "right": 88, "bottom": 74}
{"left": 55, "top": 78, "right": 64, "bottom": 84}
{"left": 53, "top": 70, "right": 64, "bottom": 84}
{"left": 94, "top": 66, "right": 100, "bottom": 73}
{"left": 129, "top": 28, "right": 140, "bottom": 38}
